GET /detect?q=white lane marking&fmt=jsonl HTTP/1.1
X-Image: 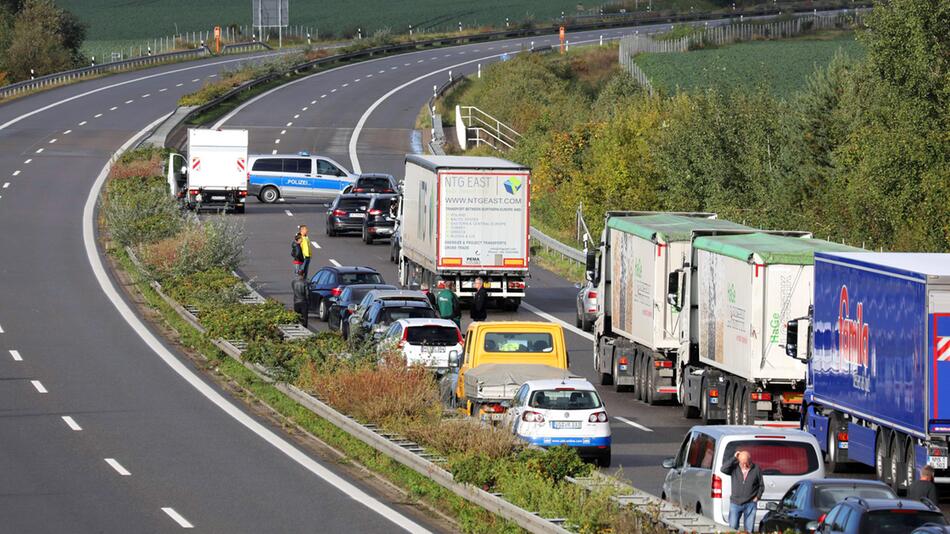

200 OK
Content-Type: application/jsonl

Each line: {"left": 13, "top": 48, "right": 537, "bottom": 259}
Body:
{"left": 31, "top": 380, "right": 47, "bottom": 393}
{"left": 473, "top": 49, "right": 480, "bottom": 52}
{"left": 378, "top": 70, "right": 385, "bottom": 73}
{"left": 191, "top": 78, "right": 200, "bottom": 82}
{"left": 176, "top": 83, "right": 184, "bottom": 87}
{"left": 280, "top": 130, "right": 286, "bottom": 135}
{"left": 293, "top": 114, "right": 300, "bottom": 119}
{"left": 302, "top": 106, "right": 308, "bottom": 111}
{"left": 444, "top": 54, "right": 451, "bottom": 57}
{"left": 615, "top": 416, "right": 654, "bottom": 432}
{"left": 331, "top": 88, "right": 337, "bottom": 93}
{"left": 12, "top": 170, "right": 20, "bottom": 176}
{"left": 159, "top": 88, "right": 167, "bottom": 92}
{"left": 391, "top": 66, "right": 397, "bottom": 70}
{"left": 63, "top": 130, "right": 72, "bottom": 135}
{"left": 94, "top": 113, "right": 103, "bottom": 118}
{"left": 49, "top": 138, "right": 57, "bottom": 144}
{"left": 124, "top": 100, "right": 133, "bottom": 104}
{"left": 417, "top": 59, "right": 424, "bottom": 63}
{"left": 62, "top": 416, "right": 82, "bottom": 431}
{"left": 522, "top": 301, "right": 595, "bottom": 341}
{"left": 142, "top": 93, "right": 150, "bottom": 98}
{"left": 9, "top": 350, "right": 22, "bottom": 361}
{"left": 286, "top": 121, "right": 293, "bottom": 127}
{"left": 321, "top": 94, "right": 327, "bottom": 98}
{"left": 329, "top": 259, "right": 342, "bottom": 267}
{"left": 209, "top": 74, "right": 217, "bottom": 78}
{"left": 82, "top": 116, "right": 431, "bottom": 534}
{"left": 0, "top": 323, "right": 4, "bottom": 333}
{"left": 354, "top": 78, "right": 361, "bottom": 82}
{"left": 274, "top": 139, "right": 280, "bottom": 144}
{"left": 35, "top": 148, "right": 43, "bottom": 154}
{"left": 23, "top": 159, "right": 31, "bottom": 164}
{"left": 110, "top": 106, "right": 118, "bottom": 111}
{"left": 2, "top": 182, "right": 8, "bottom": 189}
{"left": 271, "top": 149, "right": 277, "bottom": 154}
{"left": 341, "top": 83, "right": 348, "bottom": 87}
{"left": 366, "top": 74, "right": 373, "bottom": 78}
{"left": 78, "top": 121, "right": 87, "bottom": 126}
{"left": 162, "top": 508, "right": 194, "bottom": 529}
{"left": 403, "top": 63, "right": 410, "bottom": 66}
{"left": 310, "top": 100, "right": 316, "bottom": 104}
{"left": 487, "top": 47, "right": 494, "bottom": 50}
{"left": 104, "top": 458, "right": 131, "bottom": 476}
{"left": 284, "top": 209, "right": 293, "bottom": 217}
{"left": 311, "top": 240, "right": 321, "bottom": 249}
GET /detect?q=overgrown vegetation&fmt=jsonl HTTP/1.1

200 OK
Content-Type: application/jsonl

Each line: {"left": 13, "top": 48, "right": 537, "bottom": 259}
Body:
{"left": 445, "top": 0, "right": 949, "bottom": 252}
{"left": 0, "top": 0, "right": 86, "bottom": 83}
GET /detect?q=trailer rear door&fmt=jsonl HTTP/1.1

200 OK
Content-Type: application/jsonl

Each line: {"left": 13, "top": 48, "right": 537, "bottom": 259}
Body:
{"left": 930, "top": 291, "right": 950, "bottom": 427}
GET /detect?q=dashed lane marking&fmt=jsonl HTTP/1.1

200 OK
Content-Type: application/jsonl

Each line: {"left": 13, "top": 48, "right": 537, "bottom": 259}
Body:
{"left": 162, "top": 508, "right": 194, "bottom": 529}
{"left": 274, "top": 139, "right": 280, "bottom": 144}
{"left": 341, "top": 83, "right": 348, "bottom": 87}
{"left": 12, "top": 170, "right": 20, "bottom": 175}
{"left": 280, "top": 130, "right": 286, "bottom": 135}
{"left": 286, "top": 121, "right": 293, "bottom": 127}
{"left": 94, "top": 113, "right": 103, "bottom": 118}
{"left": 105, "top": 458, "right": 131, "bottom": 476}
{"left": 329, "top": 259, "right": 341, "bottom": 267}
{"left": 9, "top": 350, "right": 22, "bottom": 361}
{"left": 2, "top": 183, "right": 8, "bottom": 189}
{"left": 23, "top": 159, "right": 31, "bottom": 164}
{"left": 142, "top": 94, "right": 150, "bottom": 98}
{"left": 78, "top": 121, "right": 87, "bottom": 126}
{"left": 109, "top": 106, "right": 118, "bottom": 111}
{"left": 62, "top": 130, "right": 72, "bottom": 135}
{"left": 49, "top": 138, "right": 57, "bottom": 144}
{"left": 31, "top": 380, "right": 47, "bottom": 393}
{"left": 124, "top": 100, "right": 133, "bottom": 104}
{"left": 62, "top": 416, "right": 82, "bottom": 431}
{"left": 310, "top": 240, "right": 321, "bottom": 249}
{"left": 159, "top": 88, "right": 167, "bottom": 92}
{"left": 284, "top": 210, "right": 293, "bottom": 217}
{"left": 615, "top": 416, "right": 654, "bottom": 432}
{"left": 271, "top": 149, "right": 277, "bottom": 154}
{"left": 302, "top": 107, "right": 308, "bottom": 111}
{"left": 293, "top": 114, "right": 300, "bottom": 119}
{"left": 310, "top": 100, "right": 316, "bottom": 104}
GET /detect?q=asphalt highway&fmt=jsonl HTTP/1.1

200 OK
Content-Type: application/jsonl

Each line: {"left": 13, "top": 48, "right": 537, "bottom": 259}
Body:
{"left": 0, "top": 50, "right": 441, "bottom": 532}
{"left": 218, "top": 24, "right": 709, "bottom": 497}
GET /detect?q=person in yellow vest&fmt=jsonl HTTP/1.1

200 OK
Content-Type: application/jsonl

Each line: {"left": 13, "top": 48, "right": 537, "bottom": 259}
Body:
{"left": 299, "top": 225, "right": 312, "bottom": 278}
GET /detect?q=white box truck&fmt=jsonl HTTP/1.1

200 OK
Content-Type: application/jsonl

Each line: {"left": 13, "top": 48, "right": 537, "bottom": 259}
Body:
{"left": 399, "top": 155, "right": 530, "bottom": 309}
{"left": 168, "top": 128, "right": 249, "bottom": 213}
{"left": 589, "top": 212, "right": 751, "bottom": 403}
{"left": 678, "top": 232, "right": 862, "bottom": 425}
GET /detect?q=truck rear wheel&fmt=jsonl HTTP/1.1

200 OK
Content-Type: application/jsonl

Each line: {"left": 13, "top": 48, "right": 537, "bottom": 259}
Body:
{"left": 902, "top": 437, "right": 915, "bottom": 493}
{"left": 826, "top": 414, "right": 847, "bottom": 473}
{"left": 645, "top": 356, "right": 658, "bottom": 405}
{"left": 876, "top": 431, "right": 892, "bottom": 485}
{"left": 681, "top": 380, "right": 700, "bottom": 419}
{"left": 259, "top": 186, "right": 279, "bottom": 203}
{"left": 889, "top": 435, "right": 902, "bottom": 492}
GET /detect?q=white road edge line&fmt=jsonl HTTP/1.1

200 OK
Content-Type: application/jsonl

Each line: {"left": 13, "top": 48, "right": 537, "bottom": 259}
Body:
{"left": 9, "top": 349, "right": 22, "bottom": 361}
{"left": 329, "top": 259, "right": 342, "bottom": 267}
{"left": 31, "top": 380, "right": 47, "bottom": 393}
{"left": 162, "top": 508, "right": 194, "bottom": 529}
{"left": 105, "top": 458, "right": 131, "bottom": 476}
{"left": 62, "top": 416, "right": 82, "bottom": 431}
{"left": 82, "top": 114, "right": 431, "bottom": 534}
{"left": 615, "top": 416, "right": 654, "bottom": 432}
{"left": 0, "top": 323, "right": 4, "bottom": 333}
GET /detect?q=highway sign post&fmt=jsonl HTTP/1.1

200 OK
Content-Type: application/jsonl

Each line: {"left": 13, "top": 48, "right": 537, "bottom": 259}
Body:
{"left": 252, "top": 0, "right": 289, "bottom": 48}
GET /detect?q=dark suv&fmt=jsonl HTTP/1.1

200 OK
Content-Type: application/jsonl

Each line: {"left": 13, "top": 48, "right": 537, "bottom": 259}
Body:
{"left": 352, "top": 300, "right": 436, "bottom": 342}
{"left": 761, "top": 479, "right": 896, "bottom": 533}
{"left": 326, "top": 194, "right": 372, "bottom": 236}
{"left": 350, "top": 173, "right": 397, "bottom": 194}
{"left": 308, "top": 266, "right": 384, "bottom": 321}
{"left": 813, "top": 497, "right": 946, "bottom": 534}
{"left": 362, "top": 194, "right": 398, "bottom": 244}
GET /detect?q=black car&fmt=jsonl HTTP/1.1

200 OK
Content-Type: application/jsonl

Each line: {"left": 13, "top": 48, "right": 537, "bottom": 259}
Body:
{"left": 328, "top": 283, "right": 396, "bottom": 336}
{"left": 914, "top": 524, "right": 950, "bottom": 534}
{"left": 761, "top": 479, "right": 896, "bottom": 533}
{"left": 812, "top": 497, "right": 946, "bottom": 534}
{"left": 362, "top": 194, "right": 398, "bottom": 244}
{"left": 308, "top": 266, "right": 384, "bottom": 321}
{"left": 352, "top": 300, "right": 436, "bottom": 342}
{"left": 350, "top": 173, "right": 397, "bottom": 194}
{"left": 326, "top": 194, "right": 373, "bottom": 236}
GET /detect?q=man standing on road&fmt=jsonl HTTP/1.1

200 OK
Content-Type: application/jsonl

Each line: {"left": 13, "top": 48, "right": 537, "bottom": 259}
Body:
{"left": 292, "top": 271, "right": 309, "bottom": 327}
{"left": 470, "top": 277, "right": 488, "bottom": 322}
{"left": 908, "top": 464, "right": 939, "bottom": 505}
{"left": 721, "top": 450, "right": 763, "bottom": 532}
{"left": 299, "top": 224, "right": 312, "bottom": 278}
{"left": 436, "top": 280, "right": 461, "bottom": 328}
{"left": 292, "top": 233, "right": 304, "bottom": 275}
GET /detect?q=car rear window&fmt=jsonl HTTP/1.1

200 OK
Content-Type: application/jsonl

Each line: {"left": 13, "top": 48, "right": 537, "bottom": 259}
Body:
{"left": 721, "top": 440, "right": 820, "bottom": 476}
{"left": 814, "top": 486, "right": 896, "bottom": 512}
{"left": 484, "top": 333, "right": 553, "bottom": 353}
{"left": 337, "top": 198, "right": 370, "bottom": 209}
{"left": 384, "top": 307, "right": 436, "bottom": 322}
{"left": 406, "top": 326, "right": 459, "bottom": 346}
{"left": 340, "top": 273, "right": 383, "bottom": 285}
{"left": 357, "top": 177, "right": 392, "bottom": 189}
{"left": 373, "top": 198, "right": 394, "bottom": 212}
{"left": 863, "top": 510, "right": 947, "bottom": 532}
{"left": 528, "top": 389, "right": 601, "bottom": 410}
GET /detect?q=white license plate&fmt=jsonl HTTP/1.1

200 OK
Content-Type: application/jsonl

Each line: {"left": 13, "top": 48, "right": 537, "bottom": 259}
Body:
{"left": 350, "top": 213, "right": 365, "bottom": 218}
{"left": 211, "top": 196, "right": 226, "bottom": 200}
{"left": 710, "top": 397, "right": 718, "bottom": 404}
{"left": 930, "top": 456, "right": 948, "bottom": 470}
{"left": 552, "top": 421, "right": 581, "bottom": 430}
{"left": 838, "top": 442, "right": 849, "bottom": 449}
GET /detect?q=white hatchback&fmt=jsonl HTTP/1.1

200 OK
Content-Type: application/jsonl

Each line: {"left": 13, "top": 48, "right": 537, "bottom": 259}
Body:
{"left": 504, "top": 378, "right": 611, "bottom": 467}
{"left": 379, "top": 318, "right": 463, "bottom": 373}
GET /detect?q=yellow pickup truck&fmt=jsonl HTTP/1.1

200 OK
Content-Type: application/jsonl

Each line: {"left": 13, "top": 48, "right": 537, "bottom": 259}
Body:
{"left": 446, "top": 321, "right": 572, "bottom": 420}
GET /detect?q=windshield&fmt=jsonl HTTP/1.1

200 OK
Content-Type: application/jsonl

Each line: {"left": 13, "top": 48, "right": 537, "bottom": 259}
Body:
{"left": 383, "top": 307, "right": 436, "bottom": 323}
{"left": 814, "top": 487, "right": 895, "bottom": 512}
{"left": 863, "top": 510, "right": 946, "bottom": 532}
{"left": 484, "top": 333, "right": 553, "bottom": 353}
{"left": 405, "top": 326, "right": 459, "bottom": 346}
{"left": 721, "top": 440, "right": 820, "bottom": 476}
{"left": 528, "top": 389, "right": 602, "bottom": 410}
{"left": 340, "top": 273, "right": 383, "bottom": 285}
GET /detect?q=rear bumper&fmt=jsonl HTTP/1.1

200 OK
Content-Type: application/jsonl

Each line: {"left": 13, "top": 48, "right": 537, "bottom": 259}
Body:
{"left": 522, "top": 436, "right": 611, "bottom": 454}
{"left": 329, "top": 217, "right": 365, "bottom": 230}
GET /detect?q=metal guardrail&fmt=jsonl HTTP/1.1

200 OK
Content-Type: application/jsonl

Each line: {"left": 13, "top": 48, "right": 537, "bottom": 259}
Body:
{"left": 220, "top": 41, "right": 273, "bottom": 54}
{"left": 530, "top": 226, "right": 586, "bottom": 264}
{"left": 0, "top": 47, "right": 212, "bottom": 99}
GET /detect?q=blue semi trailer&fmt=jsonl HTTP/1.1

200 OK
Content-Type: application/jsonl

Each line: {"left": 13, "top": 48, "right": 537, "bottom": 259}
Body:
{"left": 786, "top": 252, "right": 950, "bottom": 491}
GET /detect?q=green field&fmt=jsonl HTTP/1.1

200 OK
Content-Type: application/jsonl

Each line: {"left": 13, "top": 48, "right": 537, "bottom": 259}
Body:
{"left": 635, "top": 35, "right": 865, "bottom": 98}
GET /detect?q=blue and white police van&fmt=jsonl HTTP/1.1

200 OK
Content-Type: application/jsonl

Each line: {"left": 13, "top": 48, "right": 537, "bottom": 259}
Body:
{"left": 247, "top": 152, "right": 356, "bottom": 202}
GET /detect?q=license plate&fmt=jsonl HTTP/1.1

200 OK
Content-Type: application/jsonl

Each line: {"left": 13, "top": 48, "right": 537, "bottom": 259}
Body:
{"left": 839, "top": 442, "right": 849, "bottom": 449}
{"left": 211, "top": 196, "right": 226, "bottom": 200}
{"left": 350, "top": 213, "right": 365, "bottom": 218}
{"left": 710, "top": 397, "right": 718, "bottom": 404}
{"left": 930, "top": 456, "right": 948, "bottom": 470}
{"left": 552, "top": 421, "right": 581, "bottom": 430}
{"left": 422, "top": 346, "right": 443, "bottom": 354}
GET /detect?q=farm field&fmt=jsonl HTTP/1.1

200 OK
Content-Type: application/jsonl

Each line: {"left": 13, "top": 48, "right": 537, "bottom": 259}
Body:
{"left": 635, "top": 34, "right": 865, "bottom": 98}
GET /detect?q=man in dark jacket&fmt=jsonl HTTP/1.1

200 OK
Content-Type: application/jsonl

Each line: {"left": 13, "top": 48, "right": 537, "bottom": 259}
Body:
{"left": 908, "top": 464, "right": 939, "bottom": 505}
{"left": 721, "top": 450, "right": 764, "bottom": 532}
{"left": 292, "top": 233, "right": 305, "bottom": 275}
{"left": 292, "top": 272, "right": 309, "bottom": 327}
{"left": 470, "top": 277, "right": 488, "bottom": 322}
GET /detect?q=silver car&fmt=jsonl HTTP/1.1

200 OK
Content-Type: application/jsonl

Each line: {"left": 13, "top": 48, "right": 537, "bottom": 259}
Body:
{"left": 661, "top": 426, "right": 824, "bottom": 528}
{"left": 575, "top": 281, "right": 598, "bottom": 332}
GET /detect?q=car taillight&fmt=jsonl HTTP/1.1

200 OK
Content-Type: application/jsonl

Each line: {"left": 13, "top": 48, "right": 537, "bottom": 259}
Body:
{"left": 618, "top": 356, "right": 629, "bottom": 365}
{"left": 837, "top": 431, "right": 849, "bottom": 442}
{"left": 332, "top": 209, "right": 346, "bottom": 216}
{"left": 653, "top": 360, "right": 673, "bottom": 368}
{"left": 817, "top": 513, "right": 826, "bottom": 525}
{"left": 436, "top": 280, "right": 446, "bottom": 289}
{"left": 397, "top": 328, "right": 408, "bottom": 348}
{"left": 188, "top": 188, "right": 199, "bottom": 195}
{"left": 368, "top": 209, "right": 382, "bottom": 215}
{"left": 238, "top": 190, "right": 247, "bottom": 197}
{"left": 330, "top": 287, "right": 342, "bottom": 297}
{"left": 456, "top": 329, "right": 464, "bottom": 345}
{"left": 711, "top": 473, "right": 722, "bottom": 499}
{"left": 587, "top": 291, "right": 598, "bottom": 299}
{"left": 750, "top": 392, "right": 772, "bottom": 401}
{"left": 508, "top": 280, "right": 525, "bottom": 289}
{"left": 709, "top": 388, "right": 719, "bottom": 398}
{"left": 486, "top": 404, "right": 505, "bottom": 413}
{"left": 522, "top": 411, "right": 545, "bottom": 423}
{"left": 354, "top": 188, "right": 365, "bottom": 192}
{"left": 588, "top": 411, "right": 608, "bottom": 423}
{"left": 383, "top": 189, "right": 394, "bottom": 193}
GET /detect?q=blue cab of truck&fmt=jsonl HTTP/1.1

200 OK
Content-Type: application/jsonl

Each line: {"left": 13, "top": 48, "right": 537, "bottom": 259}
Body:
{"left": 786, "top": 252, "right": 950, "bottom": 492}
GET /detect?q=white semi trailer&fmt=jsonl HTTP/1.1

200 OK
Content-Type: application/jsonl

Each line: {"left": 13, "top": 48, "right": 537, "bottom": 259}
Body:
{"left": 399, "top": 155, "right": 530, "bottom": 309}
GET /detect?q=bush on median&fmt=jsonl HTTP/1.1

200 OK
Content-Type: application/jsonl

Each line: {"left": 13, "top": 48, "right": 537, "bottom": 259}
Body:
{"left": 200, "top": 299, "right": 298, "bottom": 342}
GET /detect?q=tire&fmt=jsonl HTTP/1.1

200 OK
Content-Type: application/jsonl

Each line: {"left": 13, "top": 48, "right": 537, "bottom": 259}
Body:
{"left": 575, "top": 313, "right": 582, "bottom": 328}
{"left": 363, "top": 228, "right": 374, "bottom": 245}
{"left": 826, "top": 415, "right": 846, "bottom": 473}
{"left": 902, "top": 438, "right": 915, "bottom": 494}
{"left": 633, "top": 354, "right": 643, "bottom": 401}
{"left": 889, "top": 435, "right": 902, "bottom": 492}
{"left": 233, "top": 205, "right": 245, "bottom": 214}
{"left": 581, "top": 317, "right": 592, "bottom": 332}
{"left": 600, "top": 372, "right": 613, "bottom": 386}
{"left": 342, "top": 321, "right": 350, "bottom": 341}
{"left": 738, "top": 386, "right": 751, "bottom": 426}
{"left": 725, "top": 381, "right": 736, "bottom": 425}
{"left": 505, "top": 298, "right": 521, "bottom": 312}
{"left": 326, "top": 222, "right": 337, "bottom": 237}
{"left": 876, "top": 431, "right": 892, "bottom": 485}
{"left": 646, "top": 356, "right": 658, "bottom": 405}
{"left": 597, "top": 450, "right": 611, "bottom": 468}
{"left": 318, "top": 299, "right": 329, "bottom": 322}
{"left": 682, "top": 379, "right": 700, "bottom": 419}
{"left": 259, "top": 186, "right": 279, "bottom": 203}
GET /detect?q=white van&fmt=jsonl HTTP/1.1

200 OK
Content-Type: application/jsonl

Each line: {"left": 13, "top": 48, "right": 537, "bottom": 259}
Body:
{"left": 247, "top": 153, "right": 356, "bottom": 202}
{"left": 661, "top": 426, "right": 824, "bottom": 528}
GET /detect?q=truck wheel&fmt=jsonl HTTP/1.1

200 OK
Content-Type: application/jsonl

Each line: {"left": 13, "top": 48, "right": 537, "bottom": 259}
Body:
{"left": 889, "top": 435, "right": 902, "bottom": 492}
{"left": 827, "top": 415, "right": 846, "bottom": 473}
{"left": 681, "top": 380, "right": 700, "bottom": 419}
{"left": 725, "top": 382, "right": 737, "bottom": 425}
{"left": 876, "top": 431, "right": 892, "bottom": 485}
{"left": 600, "top": 372, "right": 613, "bottom": 386}
{"left": 646, "top": 357, "right": 658, "bottom": 405}
{"left": 902, "top": 437, "right": 915, "bottom": 493}
{"left": 504, "top": 298, "right": 521, "bottom": 312}
{"left": 738, "top": 386, "right": 752, "bottom": 425}
{"left": 259, "top": 186, "right": 279, "bottom": 203}
{"left": 233, "top": 205, "right": 245, "bottom": 214}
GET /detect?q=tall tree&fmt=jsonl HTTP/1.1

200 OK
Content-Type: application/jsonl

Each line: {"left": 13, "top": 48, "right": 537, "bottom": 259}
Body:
{"left": 4, "top": 0, "right": 84, "bottom": 81}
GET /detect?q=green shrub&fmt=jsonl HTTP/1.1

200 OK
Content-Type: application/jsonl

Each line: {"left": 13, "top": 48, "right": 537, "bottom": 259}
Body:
{"left": 103, "top": 175, "right": 184, "bottom": 247}
{"left": 516, "top": 445, "right": 592, "bottom": 483}
{"left": 201, "top": 299, "right": 298, "bottom": 342}
{"left": 165, "top": 268, "right": 246, "bottom": 307}
{"left": 244, "top": 333, "right": 347, "bottom": 381}
{"left": 171, "top": 216, "right": 246, "bottom": 277}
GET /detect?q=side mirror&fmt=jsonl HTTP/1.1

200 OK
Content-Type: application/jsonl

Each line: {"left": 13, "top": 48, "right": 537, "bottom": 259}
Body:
{"left": 766, "top": 501, "right": 778, "bottom": 511}
{"left": 785, "top": 319, "right": 799, "bottom": 358}
{"left": 584, "top": 248, "right": 597, "bottom": 283}
{"left": 785, "top": 318, "right": 812, "bottom": 361}
{"left": 805, "top": 521, "right": 819, "bottom": 532}
{"left": 667, "top": 269, "right": 684, "bottom": 310}
{"left": 662, "top": 458, "right": 676, "bottom": 469}
{"left": 448, "top": 350, "right": 460, "bottom": 368}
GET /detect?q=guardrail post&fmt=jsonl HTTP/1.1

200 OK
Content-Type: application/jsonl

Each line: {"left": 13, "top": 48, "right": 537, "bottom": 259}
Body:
{"left": 477, "top": 64, "right": 481, "bottom": 78}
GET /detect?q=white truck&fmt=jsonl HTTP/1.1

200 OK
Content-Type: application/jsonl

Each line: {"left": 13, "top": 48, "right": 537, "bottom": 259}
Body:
{"left": 399, "top": 155, "right": 530, "bottom": 309}
{"left": 168, "top": 128, "right": 249, "bottom": 213}
{"left": 590, "top": 212, "right": 751, "bottom": 402}
{"left": 676, "top": 232, "right": 862, "bottom": 425}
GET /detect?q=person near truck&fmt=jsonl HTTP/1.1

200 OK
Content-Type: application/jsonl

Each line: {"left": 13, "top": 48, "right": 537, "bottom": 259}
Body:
{"left": 292, "top": 234, "right": 305, "bottom": 275}
{"left": 470, "top": 277, "right": 488, "bottom": 322}
{"left": 298, "top": 225, "right": 312, "bottom": 278}
{"left": 722, "top": 450, "right": 764, "bottom": 532}
{"left": 436, "top": 280, "right": 461, "bottom": 328}
{"left": 292, "top": 271, "right": 309, "bottom": 327}
{"left": 420, "top": 282, "right": 437, "bottom": 309}
{"left": 908, "top": 464, "right": 939, "bottom": 506}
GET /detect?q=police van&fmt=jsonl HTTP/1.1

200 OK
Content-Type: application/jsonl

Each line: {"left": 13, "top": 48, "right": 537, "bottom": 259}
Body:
{"left": 247, "top": 152, "right": 356, "bottom": 203}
